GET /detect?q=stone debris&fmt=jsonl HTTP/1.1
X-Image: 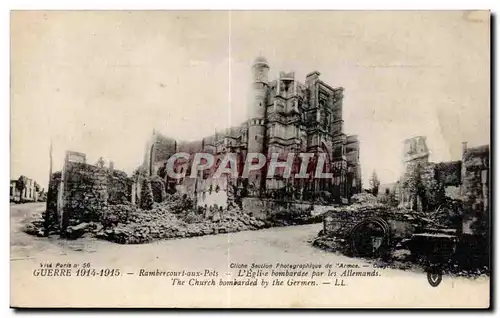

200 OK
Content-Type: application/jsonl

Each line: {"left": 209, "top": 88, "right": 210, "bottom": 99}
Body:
{"left": 350, "top": 192, "right": 378, "bottom": 204}
{"left": 64, "top": 222, "right": 89, "bottom": 239}
{"left": 314, "top": 197, "right": 488, "bottom": 277}
{"left": 23, "top": 213, "right": 46, "bottom": 237}
{"left": 312, "top": 236, "right": 350, "bottom": 255}
{"left": 267, "top": 205, "right": 324, "bottom": 226}
{"left": 25, "top": 192, "right": 272, "bottom": 244}
{"left": 96, "top": 202, "right": 269, "bottom": 244}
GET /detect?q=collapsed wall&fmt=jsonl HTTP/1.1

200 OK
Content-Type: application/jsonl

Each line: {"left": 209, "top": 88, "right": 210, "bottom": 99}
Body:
{"left": 46, "top": 155, "right": 134, "bottom": 231}
{"left": 322, "top": 203, "right": 420, "bottom": 245}
{"left": 108, "top": 170, "right": 133, "bottom": 205}
{"left": 462, "top": 145, "right": 489, "bottom": 213}
{"left": 313, "top": 190, "right": 447, "bottom": 257}
{"left": 242, "top": 197, "right": 313, "bottom": 220}
{"left": 461, "top": 145, "right": 489, "bottom": 236}
{"left": 62, "top": 162, "right": 109, "bottom": 229}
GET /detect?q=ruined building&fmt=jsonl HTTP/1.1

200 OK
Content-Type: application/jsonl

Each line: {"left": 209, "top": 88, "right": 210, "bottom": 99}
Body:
{"left": 143, "top": 57, "right": 362, "bottom": 204}
{"left": 396, "top": 136, "right": 489, "bottom": 234}
{"left": 10, "top": 176, "right": 39, "bottom": 202}
{"left": 46, "top": 150, "right": 134, "bottom": 231}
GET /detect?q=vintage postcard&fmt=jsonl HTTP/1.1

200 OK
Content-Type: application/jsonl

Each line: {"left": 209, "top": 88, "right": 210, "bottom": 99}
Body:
{"left": 10, "top": 10, "right": 490, "bottom": 308}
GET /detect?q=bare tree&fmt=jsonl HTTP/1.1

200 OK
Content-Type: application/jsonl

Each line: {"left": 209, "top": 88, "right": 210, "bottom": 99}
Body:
{"left": 369, "top": 170, "right": 381, "bottom": 197}
{"left": 132, "top": 166, "right": 148, "bottom": 179}
{"left": 34, "top": 181, "right": 41, "bottom": 193}
{"left": 96, "top": 157, "right": 106, "bottom": 168}
{"left": 15, "top": 175, "right": 27, "bottom": 201}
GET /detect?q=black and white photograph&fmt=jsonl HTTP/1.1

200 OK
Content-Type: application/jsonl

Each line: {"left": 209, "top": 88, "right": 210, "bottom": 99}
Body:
{"left": 9, "top": 10, "right": 491, "bottom": 308}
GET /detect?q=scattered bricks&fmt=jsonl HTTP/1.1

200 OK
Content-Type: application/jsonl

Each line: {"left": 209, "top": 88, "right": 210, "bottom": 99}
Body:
{"left": 23, "top": 213, "right": 46, "bottom": 236}
{"left": 350, "top": 193, "right": 378, "bottom": 204}
{"left": 94, "top": 197, "right": 271, "bottom": 244}
{"left": 35, "top": 180, "right": 318, "bottom": 244}
{"left": 63, "top": 222, "right": 90, "bottom": 239}
{"left": 312, "top": 236, "right": 350, "bottom": 255}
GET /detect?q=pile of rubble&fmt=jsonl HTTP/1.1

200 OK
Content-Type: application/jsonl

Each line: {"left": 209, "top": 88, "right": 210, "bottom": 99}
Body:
{"left": 23, "top": 209, "right": 60, "bottom": 237}
{"left": 312, "top": 236, "right": 351, "bottom": 255}
{"left": 96, "top": 203, "right": 269, "bottom": 244}
{"left": 312, "top": 196, "right": 435, "bottom": 258}
{"left": 312, "top": 195, "right": 490, "bottom": 277}
{"left": 26, "top": 197, "right": 270, "bottom": 244}
{"left": 426, "top": 198, "right": 463, "bottom": 229}
{"left": 350, "top": 192, "right": 379, "bottom": 204}
{"left": 23, "top": 213, "right": 47, "bottom": 237}
{"left": 268, "top": 206, "right": 323, "bottom": 226}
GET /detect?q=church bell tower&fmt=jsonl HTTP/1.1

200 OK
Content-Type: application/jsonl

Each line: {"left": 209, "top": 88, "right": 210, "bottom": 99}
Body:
{"left": 247, "top": 56, "right": 269, "bottom": 154}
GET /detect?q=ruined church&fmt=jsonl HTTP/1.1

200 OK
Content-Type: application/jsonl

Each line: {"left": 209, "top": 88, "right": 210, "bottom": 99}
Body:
{"left": 143, "top": 57, "right": 362, "bottom": 204}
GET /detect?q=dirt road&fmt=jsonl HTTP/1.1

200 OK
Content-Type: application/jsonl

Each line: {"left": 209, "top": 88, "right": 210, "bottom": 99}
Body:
{"left": 10, "top": 202, "right": 490, "bottom": 308}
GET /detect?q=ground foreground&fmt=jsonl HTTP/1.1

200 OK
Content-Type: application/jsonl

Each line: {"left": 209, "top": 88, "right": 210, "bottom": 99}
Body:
{"left": 11, "top": 203, "right": 490, "bottom": 308}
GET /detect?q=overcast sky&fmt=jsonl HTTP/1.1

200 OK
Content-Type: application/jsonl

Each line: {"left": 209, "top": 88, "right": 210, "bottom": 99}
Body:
{"left": 11, "top": 11, "right": 490, "bottom": 188}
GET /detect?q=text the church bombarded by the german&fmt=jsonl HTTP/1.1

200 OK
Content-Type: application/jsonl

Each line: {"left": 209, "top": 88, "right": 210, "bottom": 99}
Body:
{"left": 138, "top": 262, "right": 382, "bottom": 288}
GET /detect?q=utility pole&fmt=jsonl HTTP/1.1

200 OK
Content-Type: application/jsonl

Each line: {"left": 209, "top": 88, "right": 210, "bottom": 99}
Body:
{"left": 44, "top": 138, "right": 53, "bottom": 236}
{"left": 149, "top": 129, "right": 156, "bottom": 177}
{"left": 48, "top": 138, "right": 53, "bottom": 194}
